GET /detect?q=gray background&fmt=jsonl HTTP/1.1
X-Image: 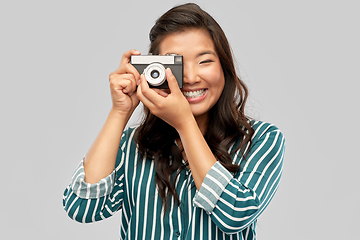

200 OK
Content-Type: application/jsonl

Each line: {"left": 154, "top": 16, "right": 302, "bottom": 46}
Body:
{"left": 1, "top": 0, "right": 359, "bottom": 239}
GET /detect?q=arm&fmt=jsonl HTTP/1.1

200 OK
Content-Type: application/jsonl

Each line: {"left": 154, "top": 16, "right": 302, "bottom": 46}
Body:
{"left": 83, "top": 109, "right": 129, "bottom": 183}
{"left": 63, "top": 129, "right": 131, "bottom": 223}
{"left": 83, "top": 50, "right": 141, "bottom": 184}
{"left": 63, "top": 50, "right": 141, "bottom": 222}
{"left": 176, "top": 118, "right": 217, "bottom": 189}
{"left": 137, "top": 69, "right": 285, "bottom": 233}
{"left": 193, "top": 122, "right": 285, "bottom": 233}
{"left": 137, "top": 68, "right": 216, "bottom": 189}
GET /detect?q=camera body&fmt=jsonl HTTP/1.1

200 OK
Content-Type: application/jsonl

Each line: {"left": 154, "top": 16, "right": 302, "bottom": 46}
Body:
{"left": 130, "top": 55, "right": 183, "bottom": 89}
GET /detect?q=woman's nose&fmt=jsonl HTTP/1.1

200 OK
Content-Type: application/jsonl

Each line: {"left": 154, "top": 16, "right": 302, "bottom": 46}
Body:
{"left": 183, "top": 64, "right": 200, "bottom": 85}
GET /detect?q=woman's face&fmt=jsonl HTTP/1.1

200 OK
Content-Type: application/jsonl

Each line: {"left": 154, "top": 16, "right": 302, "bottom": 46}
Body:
{"left": 158, "top": 29, "right": 225, "bottom": 120}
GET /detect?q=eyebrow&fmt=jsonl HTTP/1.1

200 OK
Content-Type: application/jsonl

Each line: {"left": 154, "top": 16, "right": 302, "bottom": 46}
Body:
{"left": 197, "top": 51, "right": 216, "bottom": 57}
{"left": 163, "top": 50, "right": 217, "bottom": 57}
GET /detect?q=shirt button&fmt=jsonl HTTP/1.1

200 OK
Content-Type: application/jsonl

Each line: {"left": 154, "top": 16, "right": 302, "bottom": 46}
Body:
{"left": 175, "top": 231, "right": 180, "bottom": 237}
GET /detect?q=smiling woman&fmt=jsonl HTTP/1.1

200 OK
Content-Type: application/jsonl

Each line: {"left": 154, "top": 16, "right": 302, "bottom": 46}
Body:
{"left": 63, "top": 3, "right": 285, "bottom": 239}
{"left": 158, "top": 29, "right": 225, "bottom": 118}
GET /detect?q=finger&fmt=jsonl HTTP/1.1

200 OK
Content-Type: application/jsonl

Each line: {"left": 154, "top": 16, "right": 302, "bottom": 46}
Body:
{"left": 138, "top": 74, "right": 159, "bottom": 99}
{"left": 139, "top": 74, "right": 168, "bottom": 104}
{"left": 137, "top": 75, "right": 156, "bottom": 109}
{"left": 152, "top": 88, "right": 169, "bottom": 98}
{"left": 110, "top": 78, "right": 130, "bottom": 94}
{"left": 120, "top": 49, "right": 141, "bottom": 67}
{"left": 109, "top": 72, "right": 137, "bottom": 94}
{"left": 119, "top": 74, "right": 137, "bottom": 94}
{"left": 110, "top": 63, "right": 141, "bottom": 83}
{"left": 165, "top": 68, "right": 181, "bottom": 95}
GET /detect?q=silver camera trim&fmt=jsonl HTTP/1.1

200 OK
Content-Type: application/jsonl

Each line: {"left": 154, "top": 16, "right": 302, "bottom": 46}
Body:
{"left": 144, "top": 63, "right": 166, "bottom": 86}
{"left": 131, "top": 55, "right": 175, "bottom": 64}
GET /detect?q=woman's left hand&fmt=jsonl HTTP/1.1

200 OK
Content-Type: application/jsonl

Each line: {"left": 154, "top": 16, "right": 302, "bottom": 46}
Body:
{"left": 137, "top": 68, "right": 194, "bottom": 131}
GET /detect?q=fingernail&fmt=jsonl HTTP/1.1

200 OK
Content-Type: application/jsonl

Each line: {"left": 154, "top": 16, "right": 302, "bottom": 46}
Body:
{"left": 166, "top": 68, "right": 172, "bottom": 76}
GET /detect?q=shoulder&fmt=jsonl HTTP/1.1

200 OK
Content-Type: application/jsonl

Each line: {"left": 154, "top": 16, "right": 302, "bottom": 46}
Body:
{"left": 250, "top": 120, "right": 284, "bottom": 142}
{"left": 246, "top": 120, "right": 285, "bottom": 158}
{"left": 119, "top": 126, "right": 139, "bottom": 151}
{"left": 229, "top": 120, "right": 284, "bottom": 158}
{"left": 122, "top": 126, "right": 138, "bottom": 139}
{"left": 115, "top": 126, "right": 140, "bottom": 170}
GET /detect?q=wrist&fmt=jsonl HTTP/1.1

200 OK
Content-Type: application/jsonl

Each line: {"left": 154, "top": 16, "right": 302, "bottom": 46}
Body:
{"left": 110, "top": 107, "right": 133, "bottom": 121}
{"left": 107, "top": 108, "right": 132, "bottom": 130}
{"left": 176, "top": 114, "right": 208, "bottom": 137}
{"left": 176, "top": 115, "right": 199, "bottom": 137}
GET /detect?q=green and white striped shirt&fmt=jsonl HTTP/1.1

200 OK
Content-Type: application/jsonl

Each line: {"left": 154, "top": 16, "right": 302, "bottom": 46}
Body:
{"left": 63, "top": 120, "right": 285, "bottom": 239}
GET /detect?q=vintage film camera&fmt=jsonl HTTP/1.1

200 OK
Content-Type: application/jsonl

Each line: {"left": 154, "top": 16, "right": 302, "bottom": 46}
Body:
{"left": 130, "top": 55, "right": 183, "bottom": 89}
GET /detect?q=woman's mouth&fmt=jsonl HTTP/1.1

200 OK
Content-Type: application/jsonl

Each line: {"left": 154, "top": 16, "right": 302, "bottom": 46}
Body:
{"left": 182, "top": 89, "right": 206, "bottom": 98}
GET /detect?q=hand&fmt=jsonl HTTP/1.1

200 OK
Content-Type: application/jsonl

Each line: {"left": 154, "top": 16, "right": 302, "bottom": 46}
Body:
{"left": 137, "top": 68, "right": 194, "bottom": 131}
{"left": 109, "top": 50, "right": 141, "bottom": 117}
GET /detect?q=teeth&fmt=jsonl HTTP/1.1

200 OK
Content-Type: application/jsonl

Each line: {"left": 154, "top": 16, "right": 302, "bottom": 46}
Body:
{"left": 182, "top": 89, "right": 206, "bottom": 98}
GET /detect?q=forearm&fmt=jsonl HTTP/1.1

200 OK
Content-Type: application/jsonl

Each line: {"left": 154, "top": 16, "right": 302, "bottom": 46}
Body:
{"left": 177, "top": 118, "right": 217, "bottom": 190}
{"left": 83, "top": 109, "right": 130, "bottom": 184}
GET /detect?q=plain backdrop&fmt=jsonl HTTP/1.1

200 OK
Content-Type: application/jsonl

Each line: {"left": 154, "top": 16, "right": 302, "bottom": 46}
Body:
{"left": 1, "top": 0, "right": 359, "bottom": 239}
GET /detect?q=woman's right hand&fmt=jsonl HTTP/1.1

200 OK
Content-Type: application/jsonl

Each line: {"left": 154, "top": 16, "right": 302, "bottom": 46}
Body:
{"left": 109, "top": 49, "right": 141, "bottom": 117}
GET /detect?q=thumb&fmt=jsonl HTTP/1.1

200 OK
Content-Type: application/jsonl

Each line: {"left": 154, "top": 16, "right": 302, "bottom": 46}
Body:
{"left": 166, "top": 68, "right": 181, "bottom": 94}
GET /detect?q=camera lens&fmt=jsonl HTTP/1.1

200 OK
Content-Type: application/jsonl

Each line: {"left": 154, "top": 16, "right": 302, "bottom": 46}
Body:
{"left": 150, "top": 70, "right": 160, "bottom": 79}
{"left": 144, "top": 63, "right": 166, "bottom": 86}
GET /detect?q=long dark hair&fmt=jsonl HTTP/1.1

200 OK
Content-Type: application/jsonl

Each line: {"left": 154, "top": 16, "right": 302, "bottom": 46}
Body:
{"left": 135, "top": 3, "right": 254, "bottom": 210}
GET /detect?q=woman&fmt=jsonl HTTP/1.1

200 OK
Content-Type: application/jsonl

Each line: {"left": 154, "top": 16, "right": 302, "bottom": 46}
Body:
{"left": 63, "top": 3, "right": 285, "bottom": 239}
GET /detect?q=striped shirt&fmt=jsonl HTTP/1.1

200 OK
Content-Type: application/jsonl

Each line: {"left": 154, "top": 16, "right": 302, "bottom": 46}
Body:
{"left": 63, "top": 120, "right": 285, "bottom": 239}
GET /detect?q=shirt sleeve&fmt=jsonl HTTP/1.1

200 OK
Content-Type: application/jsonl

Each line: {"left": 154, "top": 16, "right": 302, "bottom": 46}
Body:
{"left": 62, "top": 129, "right": 131, "bottom": 223}
{"left": 193, "top": 122, "right": 285, "bottom": 234}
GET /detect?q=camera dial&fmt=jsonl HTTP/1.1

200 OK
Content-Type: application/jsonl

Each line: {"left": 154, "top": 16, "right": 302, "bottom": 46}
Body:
{"left": 144, "top": 63, "right": 166, "bottom": 86}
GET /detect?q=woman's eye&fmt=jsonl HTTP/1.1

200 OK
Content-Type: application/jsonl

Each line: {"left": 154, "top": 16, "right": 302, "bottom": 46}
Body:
{"left": 199, "top": 60, "right": 213, "bottom": 64}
